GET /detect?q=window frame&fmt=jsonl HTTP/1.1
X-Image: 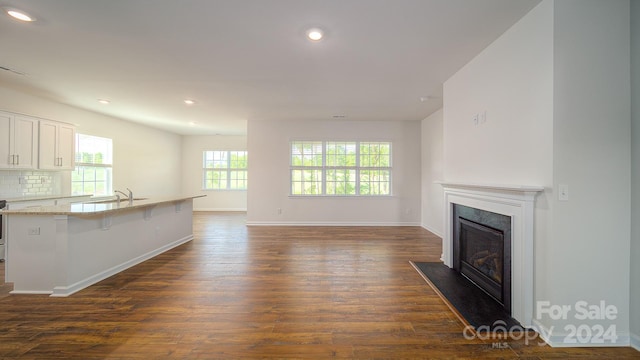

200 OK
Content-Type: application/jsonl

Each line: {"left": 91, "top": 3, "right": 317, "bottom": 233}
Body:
{"left": 72, "top": 133, "right": 113, "bottom": 196}
{"left": 289, "top": 140, "right": 392, "bottom": 197}
{"left": 202, "top": 150, "right": 248, "bottom": 191}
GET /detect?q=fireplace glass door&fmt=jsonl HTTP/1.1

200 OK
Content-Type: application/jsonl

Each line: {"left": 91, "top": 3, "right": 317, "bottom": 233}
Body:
{"left": 458, "top": 218, "right": 504, "bottom": 304}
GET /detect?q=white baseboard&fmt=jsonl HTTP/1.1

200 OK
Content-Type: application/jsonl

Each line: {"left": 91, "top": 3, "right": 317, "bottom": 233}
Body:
{"left": 421, "top": 223, "right": 443, "bottom": 238}
{"left": 50, "top": 235, "right": 193, "bottom": 297}
{"left": 194, "top": 208, "right": 247, "bottom": 212}
{"left": 631, "top": 332, "right": 640, "bottom": 351}
{"left": 246, "top": 221, "right": 421, "bottom": 226}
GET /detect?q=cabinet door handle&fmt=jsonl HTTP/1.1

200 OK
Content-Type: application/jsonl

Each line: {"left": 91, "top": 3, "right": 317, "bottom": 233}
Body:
{"left": 16, "top": 154, "right": 19, "bottom": 165}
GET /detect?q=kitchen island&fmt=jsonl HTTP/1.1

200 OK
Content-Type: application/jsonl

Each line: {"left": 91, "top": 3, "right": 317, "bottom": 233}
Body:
{"left": 2, "top": 195, "right": 203, "bottom": 296}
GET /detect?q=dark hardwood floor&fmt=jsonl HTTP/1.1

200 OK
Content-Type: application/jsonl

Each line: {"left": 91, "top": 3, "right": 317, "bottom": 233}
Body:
{"left": 0, "top": 212, "right": 638, "bottom": 359}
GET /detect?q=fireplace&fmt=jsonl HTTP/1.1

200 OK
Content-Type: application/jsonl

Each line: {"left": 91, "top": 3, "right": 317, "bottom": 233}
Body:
{"left": 453, "top": 204, "right": 512, "bottom": 313}
{"left": 439, "top": 182, "right": 543, "bottom": 327}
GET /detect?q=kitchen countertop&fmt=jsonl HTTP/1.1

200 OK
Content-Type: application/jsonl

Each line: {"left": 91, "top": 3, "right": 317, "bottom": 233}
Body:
{"left": 1, "top": 195, "right": 205, "bottom": 216}
{"left": 3, "top": 194, "right": 92, "bottom": 203}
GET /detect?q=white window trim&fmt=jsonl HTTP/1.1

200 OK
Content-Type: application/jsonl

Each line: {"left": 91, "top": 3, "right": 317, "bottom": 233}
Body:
{"left": 289, "top": 140, "right": 392, "bottom": 197}
{"left": 202, "top": 150, "right": 248, "bottom": 191}
{"left": 72, "top": 134, "right": 113, "bottom": 196}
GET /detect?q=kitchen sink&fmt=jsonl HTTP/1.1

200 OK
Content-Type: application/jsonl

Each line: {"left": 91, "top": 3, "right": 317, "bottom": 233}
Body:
{"left": 86, "top": 198, "right": 148, "bottom": 204}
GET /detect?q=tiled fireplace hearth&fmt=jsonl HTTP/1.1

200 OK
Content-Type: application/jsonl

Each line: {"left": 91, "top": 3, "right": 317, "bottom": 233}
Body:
{"left": 439, "top": 182, "right": 543, "bottom": 328}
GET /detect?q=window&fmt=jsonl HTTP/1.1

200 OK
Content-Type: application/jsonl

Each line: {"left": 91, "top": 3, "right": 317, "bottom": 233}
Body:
{"left": 358, "top": 142, "right": 391, "bottom": 195}
{"left": 290, "top": 141, "right": 391, "bottom": 196}
{"left": 203, "top": 151, "right": 248, "bottom": 190}
{"left": 72, "top": 134, "right": 113, "bottom": 196}
{"left": 290, "top": 141, "right": 323, "bottom": 195}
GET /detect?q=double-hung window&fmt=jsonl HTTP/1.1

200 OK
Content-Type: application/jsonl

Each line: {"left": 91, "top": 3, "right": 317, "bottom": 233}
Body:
{"left": 290, "top": 141, "right": 323, "bottom": 195}
{"left": 203, "top": 151, "right": 248, "bottom": 190}
{"left": 72, "top": 134, "right": 113, "bottom": 196}
{"left": 290, "top": 141, "right": 391, "bottom": 196}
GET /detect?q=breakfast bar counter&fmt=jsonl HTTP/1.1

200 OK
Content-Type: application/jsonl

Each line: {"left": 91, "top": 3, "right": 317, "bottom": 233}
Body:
{"left": 2, "top": 195, "right": 204, "bottom": 296}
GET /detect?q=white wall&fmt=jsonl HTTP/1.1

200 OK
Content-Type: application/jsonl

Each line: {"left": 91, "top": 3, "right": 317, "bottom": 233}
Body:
{"left": 443, "top": 0, "right": 555, "bottom": 334}
{"left": 443, "top": 1, "right": 554, "bottom": 186}
{"left": 442, "top": 0, "right": 633, "bottom": 346}
{"left": 550, "top": 0, "right": 631, "bottom": 342}
{"left": 630, "top": 0, "right": 640, "bottom": 350}
{"left": 247, "top": 119, "right": 422, "bottom": 225}
{"left": 443, "top": 3, "right": 555, "bottom": 306}
{"left": 0, "top": 86, "right": 182, "bottom": 197}
{"left": 421, "top": 109, "right": 443, "bottom": 237}
{"left": 181, "top": 135, "right": 247, "bottom": 211}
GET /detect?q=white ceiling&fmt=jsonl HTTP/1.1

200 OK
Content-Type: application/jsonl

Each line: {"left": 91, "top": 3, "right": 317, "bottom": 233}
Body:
{"left": 0, "top": 0, "right": 540, "bottom": 135}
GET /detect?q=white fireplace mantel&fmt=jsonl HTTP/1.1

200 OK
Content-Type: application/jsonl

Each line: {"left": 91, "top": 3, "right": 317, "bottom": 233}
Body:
{"left": 437, "top": 181, "right": 544, "bottom": 328}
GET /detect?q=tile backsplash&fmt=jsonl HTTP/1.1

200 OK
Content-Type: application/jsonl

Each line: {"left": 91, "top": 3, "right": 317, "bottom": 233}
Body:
{"left": 0, "top": 170, "right": 61, "bottom": 198}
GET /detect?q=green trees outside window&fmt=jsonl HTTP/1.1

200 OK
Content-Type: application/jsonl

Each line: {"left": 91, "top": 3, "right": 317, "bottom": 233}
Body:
{"left": 72, "top": 134, "right": 112, "bottom": 196}
{"left": 290, "top": 141, "right": 391, "bottom": 196}
{"left": 203, "top": 151, "right": 248, "bottom": 190}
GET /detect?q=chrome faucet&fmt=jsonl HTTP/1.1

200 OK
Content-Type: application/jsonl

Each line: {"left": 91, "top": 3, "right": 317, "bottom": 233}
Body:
{"left": 115, "top": 189, "right": 134, "bottom": 204}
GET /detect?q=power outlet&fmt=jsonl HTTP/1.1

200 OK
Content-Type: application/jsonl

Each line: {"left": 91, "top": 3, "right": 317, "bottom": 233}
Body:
{"left": 28, "top": 227, "right": 40, "bottom": 235}
{"left": 558, "top": 184, "right": 569, "bottom": 201}
{"left": 18, "top": 176, "right": 27, "bottom": 184}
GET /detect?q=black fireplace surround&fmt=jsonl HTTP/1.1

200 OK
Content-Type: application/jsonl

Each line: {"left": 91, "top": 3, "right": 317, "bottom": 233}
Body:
{"left": 453, "top": 204, "right": 512, "bottom": 313}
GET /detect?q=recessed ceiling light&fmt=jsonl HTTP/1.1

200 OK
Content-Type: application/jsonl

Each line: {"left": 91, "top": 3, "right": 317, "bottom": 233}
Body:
{"left": 5, "top": 8, "right": 35, "bottom": 22}
{"left": 306, "top": 28, "right": 324, "bottom": 41}
{"left": 184, "top": 99, "right": 196, "bottom": 105}
{"left": 332, "top": 115, "right": 346, "bottom": 119}
{"left": 98, "top": 99, "right": 110, "bottom": 105}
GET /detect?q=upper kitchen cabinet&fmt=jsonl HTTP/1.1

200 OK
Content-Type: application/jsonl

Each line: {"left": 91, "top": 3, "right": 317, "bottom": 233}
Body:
{"left": 38, "top": 120, "right": 76, "bottom": 170}
{"left": 0, "top": 111, "right": 38, "bottom": 170}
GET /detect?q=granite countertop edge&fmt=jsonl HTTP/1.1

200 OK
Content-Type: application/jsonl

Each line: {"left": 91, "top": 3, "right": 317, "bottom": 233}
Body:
{"left": 2, "top": 195, "right": 205, "bottom": 216}
{"left": 3, "top": 194, "right": 91, "bottom": 203}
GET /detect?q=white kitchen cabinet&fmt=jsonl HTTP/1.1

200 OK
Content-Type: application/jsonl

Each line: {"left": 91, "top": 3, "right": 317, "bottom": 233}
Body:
{"left": 0, "top": 111, "right": 38, "bottom": 170}
{"left": 38, "top": 120, "right": 76, "bottom": 170}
